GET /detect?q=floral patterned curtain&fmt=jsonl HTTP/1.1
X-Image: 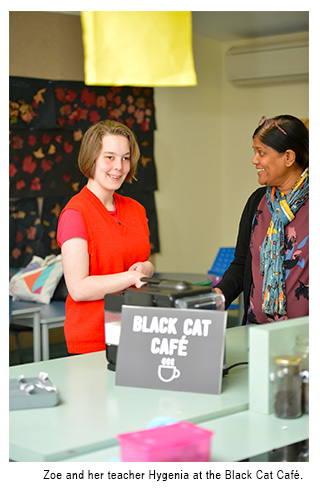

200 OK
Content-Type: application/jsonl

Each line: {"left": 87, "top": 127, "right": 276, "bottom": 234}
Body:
{"left": 9, "top": 76, "right": 159, "bottom": 268}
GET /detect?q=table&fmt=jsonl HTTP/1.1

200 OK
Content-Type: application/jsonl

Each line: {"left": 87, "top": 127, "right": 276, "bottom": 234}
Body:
{"left": 10, "top": 301, "right": 66, "bottom": 361}
{"left": 202, "top": 410, "right": 308, "bottom": 462}
{"left": 10, "top": 301, "right": 44, "bottom": 362}
{"left": 59, "top": 410, "right": 308, "bottom": 463}
{"left": 9, "top": 317, "right": 308, "bottom": 463}
{"left": 38, "top": 301, "right": 65, "bottom": 360}
{"left": 9, "top": 325, "right": 249, "bottom": 462}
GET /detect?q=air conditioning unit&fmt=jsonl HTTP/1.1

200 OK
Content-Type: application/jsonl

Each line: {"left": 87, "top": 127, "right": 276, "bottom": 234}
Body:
{"left": 225, "top": 40, "right": 309, "bottom": 86}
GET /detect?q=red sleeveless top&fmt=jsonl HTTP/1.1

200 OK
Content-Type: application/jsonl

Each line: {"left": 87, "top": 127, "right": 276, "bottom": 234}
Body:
{"left": 58, "top": 186, "right": 151, "bottom": 353}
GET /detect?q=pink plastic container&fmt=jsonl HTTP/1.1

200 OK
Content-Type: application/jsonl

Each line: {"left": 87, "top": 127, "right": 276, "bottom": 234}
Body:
{"left": 117, "top": 422, "right": 214, "bottom": 462}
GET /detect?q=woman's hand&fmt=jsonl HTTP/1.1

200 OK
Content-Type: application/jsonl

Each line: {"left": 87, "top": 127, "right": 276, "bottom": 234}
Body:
{"left": 61, "top": 238, "right": 154, "bottom": 300}
{"left": 129, "top": 260, "right": 154, "bottom": 278}
{"left": 213, "top": 287, "right": 223, "bottom": 295}
{"left": 213, "top": 287, "right": 225, "bottom": 311}
{"left": 131, "top": 270, "right": 148, "bottom": 289}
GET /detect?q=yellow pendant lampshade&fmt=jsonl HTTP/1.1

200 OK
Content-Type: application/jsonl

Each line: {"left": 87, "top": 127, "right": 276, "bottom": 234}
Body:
{"left": 81, "top": 11, "right": 197, "bottom": 87}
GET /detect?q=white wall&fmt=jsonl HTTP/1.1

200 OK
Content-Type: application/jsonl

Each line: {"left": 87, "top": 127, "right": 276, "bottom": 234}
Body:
{"left": 153, "top": 31, "right": 309, "bottom": 273}
{"left": 219, "top": 32, "right": 309, "bottom": 246}
{"left": 154, "top": 34, "right": 223, "bottom": 273}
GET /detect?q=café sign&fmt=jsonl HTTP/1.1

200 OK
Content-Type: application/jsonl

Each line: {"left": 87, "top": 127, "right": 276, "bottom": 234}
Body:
{"left": 115, "top": 305, "right": 227, "bottom": 394}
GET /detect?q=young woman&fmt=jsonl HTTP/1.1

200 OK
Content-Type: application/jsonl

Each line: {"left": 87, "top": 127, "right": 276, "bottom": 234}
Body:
{"left": 57, "top": 120, "right": 154, "bottom": 353}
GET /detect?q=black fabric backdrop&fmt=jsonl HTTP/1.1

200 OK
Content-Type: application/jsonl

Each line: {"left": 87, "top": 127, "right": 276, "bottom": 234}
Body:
{"left": 9, "top": 76, "right": 159, "bottom": 267}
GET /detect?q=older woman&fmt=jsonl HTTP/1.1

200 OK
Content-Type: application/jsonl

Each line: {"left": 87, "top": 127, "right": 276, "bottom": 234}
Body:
{"left": 57, "top": 120, "right": 154, "bottom": 353}
{"left": 214, "top": 115, "right": 309, "bottom": 324}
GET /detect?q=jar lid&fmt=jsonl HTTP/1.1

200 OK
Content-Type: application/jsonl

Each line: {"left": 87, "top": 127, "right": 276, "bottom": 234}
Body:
{"left": 273, "top": 355, "right": 302, "bottom": 366}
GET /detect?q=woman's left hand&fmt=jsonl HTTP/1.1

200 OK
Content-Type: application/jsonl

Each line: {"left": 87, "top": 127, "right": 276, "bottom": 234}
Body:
{"left": 129, "top": 260, "right": 154, "bottom": 278}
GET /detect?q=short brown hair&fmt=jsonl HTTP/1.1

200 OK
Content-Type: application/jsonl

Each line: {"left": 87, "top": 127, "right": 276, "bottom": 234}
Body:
{"left": 78, "top": 120, "right": 140, "bottom": 182}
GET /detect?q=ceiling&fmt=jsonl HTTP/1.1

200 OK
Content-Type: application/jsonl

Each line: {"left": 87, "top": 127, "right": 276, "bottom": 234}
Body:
{"left": 57, "top": 11, "right": 309, "bottom": 42}
{"left": 192, "top": 11, "right": 309, "bottom": 41}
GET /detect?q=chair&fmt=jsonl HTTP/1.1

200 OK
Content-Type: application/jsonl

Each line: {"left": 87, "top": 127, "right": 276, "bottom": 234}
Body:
{"left": 208, "top": 248, "right": 242, "bottom": 319}
{"left": 208, "top": 247, "right": 235, "bottom": 280}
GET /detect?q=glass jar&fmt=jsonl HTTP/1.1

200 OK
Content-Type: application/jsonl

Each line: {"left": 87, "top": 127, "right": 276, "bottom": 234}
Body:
{"left": 273, "top": 355, "right": 302, "bottom": 419}
{"left": 295, "top": 334, "right": 309, "bottom": 414}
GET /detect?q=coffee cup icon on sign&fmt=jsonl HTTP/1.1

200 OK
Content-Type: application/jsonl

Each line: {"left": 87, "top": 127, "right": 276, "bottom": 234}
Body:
{"left": 158, "top": 358, "right": 181, "bottom": 383}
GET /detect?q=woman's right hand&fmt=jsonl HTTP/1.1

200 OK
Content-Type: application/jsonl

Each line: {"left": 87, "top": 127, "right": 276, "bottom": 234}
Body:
{"left": 62, "top": 237, "right": 149, "bottom": 301}
{"left": 213, "top": 287, "right": 223, "bottom": 295}
{"left": 128, "top": 270, "right": 148, "bottom": 289}
{"left": 213, "top": 287, "right": 225, "bottom": 310}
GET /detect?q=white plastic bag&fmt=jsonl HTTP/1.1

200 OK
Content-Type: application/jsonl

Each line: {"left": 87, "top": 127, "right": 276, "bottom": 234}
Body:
{"left": 9, "top": 255, "right": 63, "bottom": 304}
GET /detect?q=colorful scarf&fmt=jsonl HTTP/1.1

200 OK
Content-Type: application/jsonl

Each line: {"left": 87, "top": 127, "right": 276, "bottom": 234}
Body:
{"left": 260, "top": 168, "right": 309, "bottom": 315}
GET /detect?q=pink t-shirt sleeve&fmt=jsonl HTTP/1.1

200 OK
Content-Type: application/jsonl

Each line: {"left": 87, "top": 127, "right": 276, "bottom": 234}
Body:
{"left": 57, "top": 209, "right": 87, "bottom": 247}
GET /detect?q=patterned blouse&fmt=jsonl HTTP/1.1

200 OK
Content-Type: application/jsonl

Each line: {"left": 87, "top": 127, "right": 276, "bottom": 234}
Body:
{"left": 247, "top": 196, "right": 309, "bottom": 324}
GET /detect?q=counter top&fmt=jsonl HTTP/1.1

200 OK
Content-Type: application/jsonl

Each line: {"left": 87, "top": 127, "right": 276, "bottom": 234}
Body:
{"left": 9, "top": 325, "right": 249, "bottom": 462}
